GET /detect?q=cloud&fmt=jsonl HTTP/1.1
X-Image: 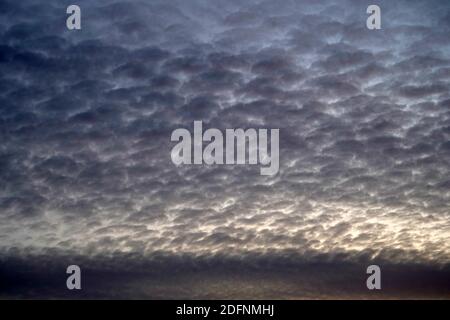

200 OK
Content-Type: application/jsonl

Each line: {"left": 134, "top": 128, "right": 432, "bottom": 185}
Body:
{"left": 0, "top": 250, "right": 449, "bottom": 299}
{"left": 0, "top": 0, "right": 449, "bottom": 298}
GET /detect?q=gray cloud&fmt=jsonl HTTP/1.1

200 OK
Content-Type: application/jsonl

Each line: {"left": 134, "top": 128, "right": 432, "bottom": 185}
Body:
{"left": 0, "top": 0, "right": 449, "bottom": 298}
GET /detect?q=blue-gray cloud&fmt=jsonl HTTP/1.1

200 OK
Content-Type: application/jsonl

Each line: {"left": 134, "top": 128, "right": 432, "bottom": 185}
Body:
{"left": 0, "top": 0, "right": 449, "bottom": 298}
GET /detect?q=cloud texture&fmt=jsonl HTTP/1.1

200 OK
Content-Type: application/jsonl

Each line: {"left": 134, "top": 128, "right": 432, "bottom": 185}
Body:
{"left": 0, "top": 0, "right": 449, "bottom": 298}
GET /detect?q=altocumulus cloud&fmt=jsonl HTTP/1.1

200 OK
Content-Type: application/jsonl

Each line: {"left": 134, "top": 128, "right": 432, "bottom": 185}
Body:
{"left": 0, "top": 0, "right": 449, "bottom": 299}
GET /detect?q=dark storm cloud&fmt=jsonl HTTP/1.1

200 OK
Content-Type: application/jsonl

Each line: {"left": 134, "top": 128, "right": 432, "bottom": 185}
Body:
{"left": 0, "top": 0, "right": 449, "bottom": 298}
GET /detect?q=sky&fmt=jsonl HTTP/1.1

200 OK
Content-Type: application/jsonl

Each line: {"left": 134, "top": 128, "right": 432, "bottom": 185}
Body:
{"left": 0, "top": 0, "right": 449, "bottom": 299}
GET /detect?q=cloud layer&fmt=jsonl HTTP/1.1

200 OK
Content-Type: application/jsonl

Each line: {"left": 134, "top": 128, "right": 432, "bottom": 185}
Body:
{"left": 0, "top": 0, "right": 449, "bottom": 298}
